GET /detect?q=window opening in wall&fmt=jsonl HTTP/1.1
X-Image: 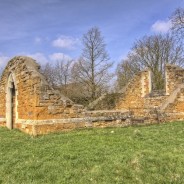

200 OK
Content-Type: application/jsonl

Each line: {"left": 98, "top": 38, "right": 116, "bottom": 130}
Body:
{"left": 150, "top": 70, "right": 166, "bottom": 96}
{"left": 6, "top": 74, "right": 17, "bottom": 130}
{"left": 11, "top": 82, "right": 16, "bottom": 128}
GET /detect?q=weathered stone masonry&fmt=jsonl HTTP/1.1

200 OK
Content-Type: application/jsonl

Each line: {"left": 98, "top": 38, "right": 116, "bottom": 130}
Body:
{"left": 1, "top": 56, "right": 184, "bottom": 135}
{"left": 0, "top": 56, "right": 129, "bottom": 135}
{"left": 116, "top": 64, "right": 184, "bottom": 122}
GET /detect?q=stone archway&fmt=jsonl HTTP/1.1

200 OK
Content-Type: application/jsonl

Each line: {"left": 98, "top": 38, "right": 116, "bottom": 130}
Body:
{"left": 6, "top": 73, "right": 18, "bottom": 129}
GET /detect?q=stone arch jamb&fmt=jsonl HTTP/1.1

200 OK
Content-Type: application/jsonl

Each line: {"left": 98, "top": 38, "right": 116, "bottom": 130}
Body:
{"left": 5, "top": 73, "right": 18, "bottom": 129}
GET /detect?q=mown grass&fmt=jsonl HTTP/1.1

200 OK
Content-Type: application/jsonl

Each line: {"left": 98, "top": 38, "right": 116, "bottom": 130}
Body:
{"left": 1, "top": 122, "right": 184, "bottom": 183}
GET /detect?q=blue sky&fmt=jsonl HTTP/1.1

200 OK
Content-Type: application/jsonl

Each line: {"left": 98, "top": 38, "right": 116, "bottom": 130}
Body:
{"left": 0, "top": 0, "right": 183, "bottom": 69}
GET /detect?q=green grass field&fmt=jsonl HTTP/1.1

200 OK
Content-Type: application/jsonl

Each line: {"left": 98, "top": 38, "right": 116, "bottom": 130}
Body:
{"left": 1, "top": 122, "right": 184, "bottom": 184}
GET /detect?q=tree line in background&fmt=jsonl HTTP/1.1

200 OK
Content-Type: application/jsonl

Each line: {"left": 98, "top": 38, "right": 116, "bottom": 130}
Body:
{"left": 42, "top": 8, "right": 184, "bottom": 106}
{"left": 117, "top": 7, "right": 184, "bottom": 91}
{"left": 116, "top": 34, "right": 184, "bottom": 90}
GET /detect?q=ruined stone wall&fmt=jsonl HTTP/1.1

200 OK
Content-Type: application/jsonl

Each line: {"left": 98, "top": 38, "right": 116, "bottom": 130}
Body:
{"left": 1, "top": 57, "right": 184, "bottom": 135}
{"left": 159, "top": 64, "right": 184, "bottom": 120}
{"left": 116, "top": 64, "right": 184, "bottom": 122}
{"left": 163, "top": 87, "right": 184, "bottom": 120}
{"left": 144, "top": 96, "right": 167, "bottom": 109}
{"left": 116, "top": 70, "right": 152, "bottom": 115}
{"left": 165, "top": 64, "right": 184, "bottom": 95}
{"left": 0, "top": 57, "right": 83, "bottom": 125}
{"left": 0, "top": 56, "right": 131, "bottom": 135}
{"left": 15, "top": 110, "right": 130, "bottom": 135}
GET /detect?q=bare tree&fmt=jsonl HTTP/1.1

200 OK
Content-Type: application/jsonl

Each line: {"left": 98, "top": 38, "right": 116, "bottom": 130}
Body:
{"left": 54, "top": 59, "right": 73, "bottom": 95}
{"left": 170, "top": 8, "right": 184, "bottom": 40}
{"left": 72, "top": 27, "right": 113, "bottom": 102}
{"left": 116, "top": 59, "right": 140, "bottom": 90}
{"left": 117, "top": 34, "right": 184, "bottom": 90}
{"left": 41, "top": 59, "right": 73, "bottom": 93}
{"left": 41, "top": 62, "right": 56, "bottom": 87}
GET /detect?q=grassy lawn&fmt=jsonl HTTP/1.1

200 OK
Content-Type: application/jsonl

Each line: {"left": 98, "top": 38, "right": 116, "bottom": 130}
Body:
{"left": 1, "top": 122, "right": 184, "bottom": 183}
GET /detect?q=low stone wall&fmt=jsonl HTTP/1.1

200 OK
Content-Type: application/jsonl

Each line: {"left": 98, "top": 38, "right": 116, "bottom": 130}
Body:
{"left": 0, "top": 110, "right": 132, "bottom": 135}
{"left": 144, "top": 96, "right": 167, "bottom": 109}
{"left": 0, "top": 123, "right": 5, "bottom": 127}
{"left": 162, "top": 112, "right": 184, "bottom": 122}
{"left": 15, "top": 118, "right": 130, "bottom": 135}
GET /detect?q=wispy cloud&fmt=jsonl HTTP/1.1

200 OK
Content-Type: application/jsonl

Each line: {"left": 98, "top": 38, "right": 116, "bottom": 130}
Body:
{"left": 0, "top": 52, "right": 72, "bottom": 74}
{"left": 26, "top": 53, "right": 49, "bottom": 65}
{"left": 151, "top": 19, "right": 171, "bottom": 33}
{"left": 18, "top": 52, "right": 72, "bottom": 66}
{"left": 49, "top": 53, "right": 71, "bottom": 62}
{"left": 52, "top": 36, "right": 79, "bottom": 50}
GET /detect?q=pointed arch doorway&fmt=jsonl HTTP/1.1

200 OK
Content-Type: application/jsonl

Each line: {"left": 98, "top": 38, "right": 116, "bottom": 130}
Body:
{"left": 6, "top": 74, "right": 18, "bottom": 129}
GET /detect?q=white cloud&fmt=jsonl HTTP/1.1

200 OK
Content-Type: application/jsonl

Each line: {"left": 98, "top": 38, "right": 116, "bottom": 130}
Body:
{"left": 26, "top": 52, "right": 49, "bottom": 65}
{"left": 0, "top": 52, "right": 73, "bottom": 72}
{"left": 28, "top": 52, "right": 72, "bottom": 65}
{"left": 49, "top": 53, "right": 71, "bottom": 62}
{"left": 151, "top": 20, "right": 171, "bottom": 33}
{"left": 52, "top": 36, "right": 79, "bottom": 49}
